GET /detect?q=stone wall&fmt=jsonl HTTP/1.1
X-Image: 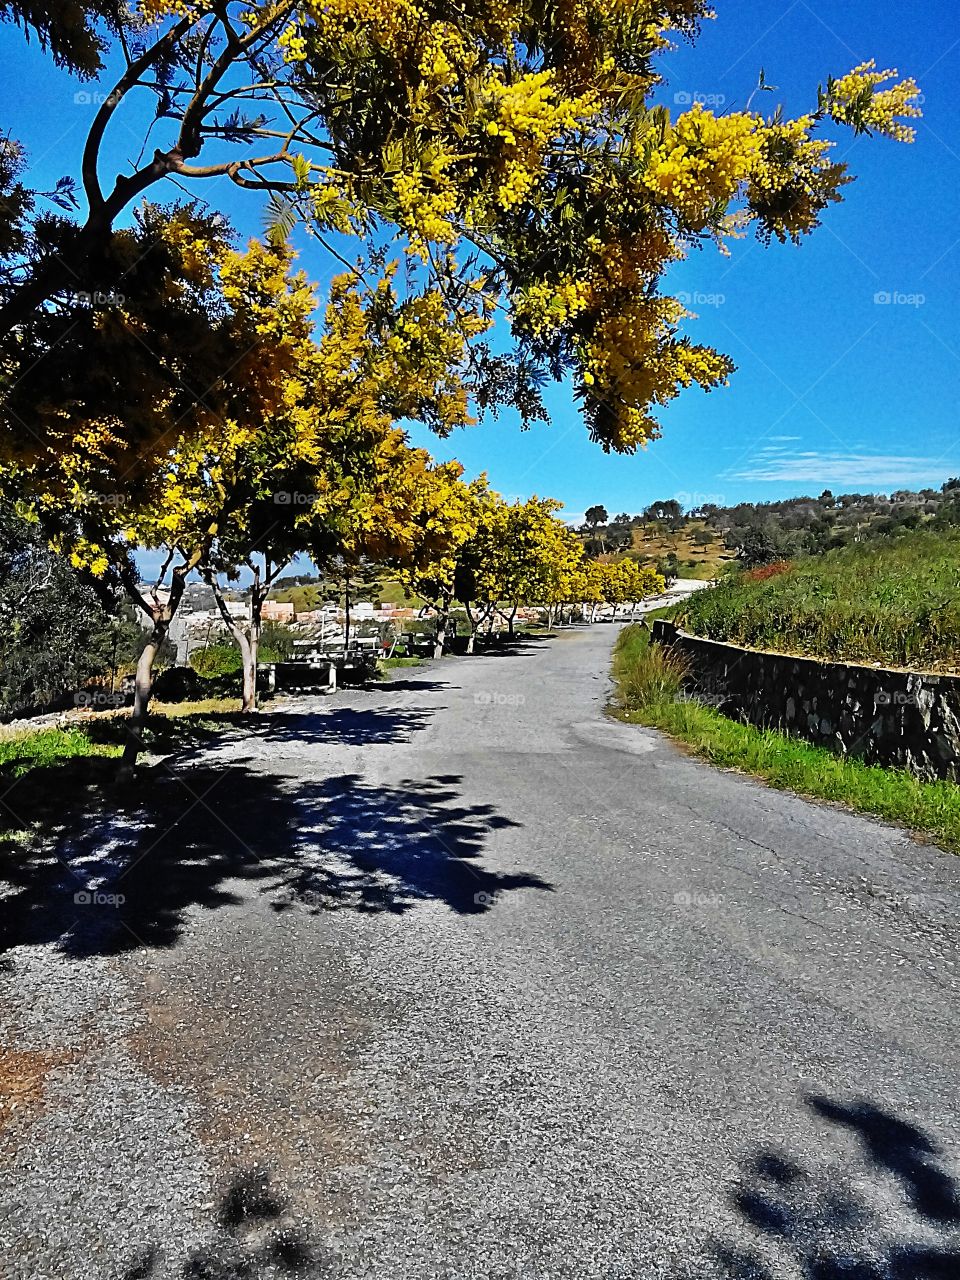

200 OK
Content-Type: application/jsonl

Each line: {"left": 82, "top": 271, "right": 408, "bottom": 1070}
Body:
{"left": 651, "top": 620, "right": 960, "bottom": 781}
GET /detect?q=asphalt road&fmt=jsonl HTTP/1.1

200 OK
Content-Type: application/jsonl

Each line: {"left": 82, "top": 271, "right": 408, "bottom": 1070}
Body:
{"left": 1, "top": 624, "right": 959, "bottom": 1279}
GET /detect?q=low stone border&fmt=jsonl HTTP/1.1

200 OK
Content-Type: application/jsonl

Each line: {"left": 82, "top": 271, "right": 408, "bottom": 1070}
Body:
{"left": 652, "top": 620, "right": 960, "bottom": 781}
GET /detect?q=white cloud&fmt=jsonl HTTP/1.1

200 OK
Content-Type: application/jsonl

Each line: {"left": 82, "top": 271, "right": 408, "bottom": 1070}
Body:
{"left": 726, "top": 449, "right": 956, "bottom": 488}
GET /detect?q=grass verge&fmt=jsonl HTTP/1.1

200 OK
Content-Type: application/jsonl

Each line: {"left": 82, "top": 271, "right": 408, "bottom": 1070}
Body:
{"left": 0, "top": 698, "right": 245, "bottom": 778}
{"left": 0, "top": 726, "right": 121, "bottom": 778}
{"left": 610, "top": 624, "right": 960, "bottom": 855}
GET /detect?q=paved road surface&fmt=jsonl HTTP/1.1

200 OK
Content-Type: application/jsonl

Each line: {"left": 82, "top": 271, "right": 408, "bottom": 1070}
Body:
{"left": 1, "top": 625, "right": 959, "bottom": 1278}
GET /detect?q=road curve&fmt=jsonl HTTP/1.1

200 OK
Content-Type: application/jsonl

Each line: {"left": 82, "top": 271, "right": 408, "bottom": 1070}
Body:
{"left": 1, "top": 624, "right": 959, "bottom": 1279}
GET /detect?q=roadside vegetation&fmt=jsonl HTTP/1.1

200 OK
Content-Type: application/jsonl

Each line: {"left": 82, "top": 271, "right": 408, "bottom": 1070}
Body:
{"left": 610, "top": 624, "right": 960, "bottom": 855}
{"left": 675, "top": 528, "right": 960, "bottom": 672}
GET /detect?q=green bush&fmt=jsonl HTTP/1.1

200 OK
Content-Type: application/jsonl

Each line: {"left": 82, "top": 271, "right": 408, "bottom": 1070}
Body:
{"left": 191, "top": 643, "right": 243, "bottom": 678}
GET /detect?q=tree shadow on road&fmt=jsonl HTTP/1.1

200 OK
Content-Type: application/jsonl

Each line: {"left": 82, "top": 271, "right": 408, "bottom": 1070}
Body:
{"left": 79, "top": 703, "right": 442, "bottom": 754}
{"left": 119, "top": 1166, "right": 330, "bottom": 1279}
{"left": 706, "top": 1092, "right": 960, "bottom": 1279}
{"left": 0, "top": 751, "right": 544, "bottom": 956}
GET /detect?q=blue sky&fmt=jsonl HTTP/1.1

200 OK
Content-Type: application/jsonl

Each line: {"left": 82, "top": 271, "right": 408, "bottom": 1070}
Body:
{"left": 2, "top": 1, "right": 958, "bottom": 526}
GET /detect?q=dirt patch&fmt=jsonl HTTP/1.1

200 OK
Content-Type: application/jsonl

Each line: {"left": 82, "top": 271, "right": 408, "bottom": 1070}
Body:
{"left": 0, "top": 1047, "right": 75, "bottom": 1133}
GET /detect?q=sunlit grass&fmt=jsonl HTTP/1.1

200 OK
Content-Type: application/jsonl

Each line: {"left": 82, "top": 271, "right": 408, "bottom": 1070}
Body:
{"left": 0, "top": 726, "right": 120, "bottom": 778}
{"left": 677, "top": 527, "right": 960, "bottom": 671}
{"left": 610, "top": 624, "right": 960, "bottom": 854}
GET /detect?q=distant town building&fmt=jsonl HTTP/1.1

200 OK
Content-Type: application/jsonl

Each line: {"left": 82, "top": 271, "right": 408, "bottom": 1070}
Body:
{"left": 262, "top": 601, "right": 295, "bottom": 622}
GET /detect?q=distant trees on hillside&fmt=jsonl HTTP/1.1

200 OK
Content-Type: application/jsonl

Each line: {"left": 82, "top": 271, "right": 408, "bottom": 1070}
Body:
{"left": 573, "top": 480, "right": 960, "bottom": 569}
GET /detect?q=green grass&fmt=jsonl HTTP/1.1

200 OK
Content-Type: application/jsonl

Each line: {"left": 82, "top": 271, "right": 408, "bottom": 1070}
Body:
{"left": 611, "top": 623, "right": 689, "bottom": 708}
{"left": 379, "top": 656, "right": 424, "bottom": 671}
{"left": 0, "top": 725, "right": 121, "bottom": 778}
{"left": 678, "top": 527, "right": 960, "bottom": 672}
{"left": 0, "top": 698, "right": 245, "bottom": 779}
{"left": 610, "top": 624, "right": 960, "bottom": 855}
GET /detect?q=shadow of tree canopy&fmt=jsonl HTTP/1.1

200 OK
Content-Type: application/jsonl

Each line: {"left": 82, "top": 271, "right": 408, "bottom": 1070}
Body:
{"left": 709, "top": 1093, "right": 960, "bottom": 1279}
{"left": 0, "top": 756, "right": 543, "bottom": 956}
{"left": 258, "top": 705, "right": 441, "bottom": 747}
{"left": 80, "top": 703, "right": 444, "bottom": 755}
{"left": 119, "top": 1166, "right": 331, "bottom": 1279}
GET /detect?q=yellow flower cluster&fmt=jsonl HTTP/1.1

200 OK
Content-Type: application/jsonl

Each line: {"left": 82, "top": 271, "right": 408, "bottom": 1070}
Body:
{"left": 643, "top": 104, "right": 761, "bottom": 227}
{"left": 577, "top": 294, "right": 732, "bottom": 451}
{"left": 392, "top": 163, "right": 459, "bottom": 250}
{"left": 515, "top": 275, "right": 593, "bottom": 337}
{"left": 278, "top": 21, "right": 308, "bottom": 61}
{"left": 137, "top": 0, "right": 212, "bottom": 19}
{"left": 827, "top": 62, "right": 922, "bottom": 142}
{"left": 417, "top": 22, "right": 476, "bottom": 87}
{"left": 303, "top": 0, "right": 420, "bottom": 48}
{"left": 486, "top": 70, "right": 596, "bottom": 210}
{"left": 159, "top": 213, "right": 219, "bottom": 287}
{"left": 747, "top": 117, "right": 839, "bottom": 242}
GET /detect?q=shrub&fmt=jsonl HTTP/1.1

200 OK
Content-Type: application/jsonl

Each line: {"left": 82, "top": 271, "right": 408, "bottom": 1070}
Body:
{"left": 743, "top": 560, "right": 793, "bottom": 583}
{"left": 611, "top": 625, "right": 689, "bottom": 712}
{"left": 191, "top": 643, "right": 242, "bottom": 679}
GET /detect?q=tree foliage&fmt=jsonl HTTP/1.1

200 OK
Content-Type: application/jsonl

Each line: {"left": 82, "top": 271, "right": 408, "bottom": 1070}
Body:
{"left": 0, "top": 498, "right": 138, "bottom": 716}
{"left": 0, "top": 3, "right": 921, "bottom": 458}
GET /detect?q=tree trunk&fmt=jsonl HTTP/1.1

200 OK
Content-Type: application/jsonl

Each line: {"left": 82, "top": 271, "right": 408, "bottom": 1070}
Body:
{"left": 507, "top": 605, "right": 517, "bottom": 638}
{"left": 207, "top": 571, "right": 264, "bottom": 714}
{"left": 241, "top": 582, "right": 264, "bottom": 714}
{"left": 237, "top": 628, "right": 257, "bottom": 713}
{"left": 117, "top": 570, "right": 187, "bottom": 780}
{"left": 590, "top": 603, "right": 598, "bottom": 624}
{"left": 464, "top": 601, "right": 478, "bottom": 654}
{"left": 344, "top": 577, "right": 351, "bottom": 648}
{"left": 118, "top": 624, "right": 163, "bottom": 777}
{"left": 433, "top": 603, "right": 449, "bottom": 659}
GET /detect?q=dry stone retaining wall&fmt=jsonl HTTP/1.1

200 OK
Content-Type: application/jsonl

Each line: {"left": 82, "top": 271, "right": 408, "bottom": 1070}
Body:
{"left": 652, "top": 620, "right": 960, "bottom": 781}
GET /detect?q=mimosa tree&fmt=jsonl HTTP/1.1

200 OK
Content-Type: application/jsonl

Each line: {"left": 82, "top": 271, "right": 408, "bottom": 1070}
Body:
{"left": 393, "top": 464, "right": 490, "bottom": 659}
{"left": 0, "top": 4, "right": 921, "bottom": 459}
{"left": 8, "top": 239, "right": 484, "bottom": 766}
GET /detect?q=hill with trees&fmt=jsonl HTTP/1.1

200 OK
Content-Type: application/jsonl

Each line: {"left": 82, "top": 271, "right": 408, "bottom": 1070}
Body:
{"left": 576, "top": 480, "right": 960, "bottom": 577}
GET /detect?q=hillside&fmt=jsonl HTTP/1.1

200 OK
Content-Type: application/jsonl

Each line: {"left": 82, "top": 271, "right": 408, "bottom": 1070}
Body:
{"left": 269, "top": 575, "right": 418, "bottom": 612}
{"left": 577, "top": 517, "right": 731, "bottom": 580}
{"left": 626, "top": 520, "right": 734, "bottom": 579}
{"left": 676, "top": 528, "right": 960, "bottom": 673}
{"left": 577, "top": 480, "right": 960, "bottom": 571}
